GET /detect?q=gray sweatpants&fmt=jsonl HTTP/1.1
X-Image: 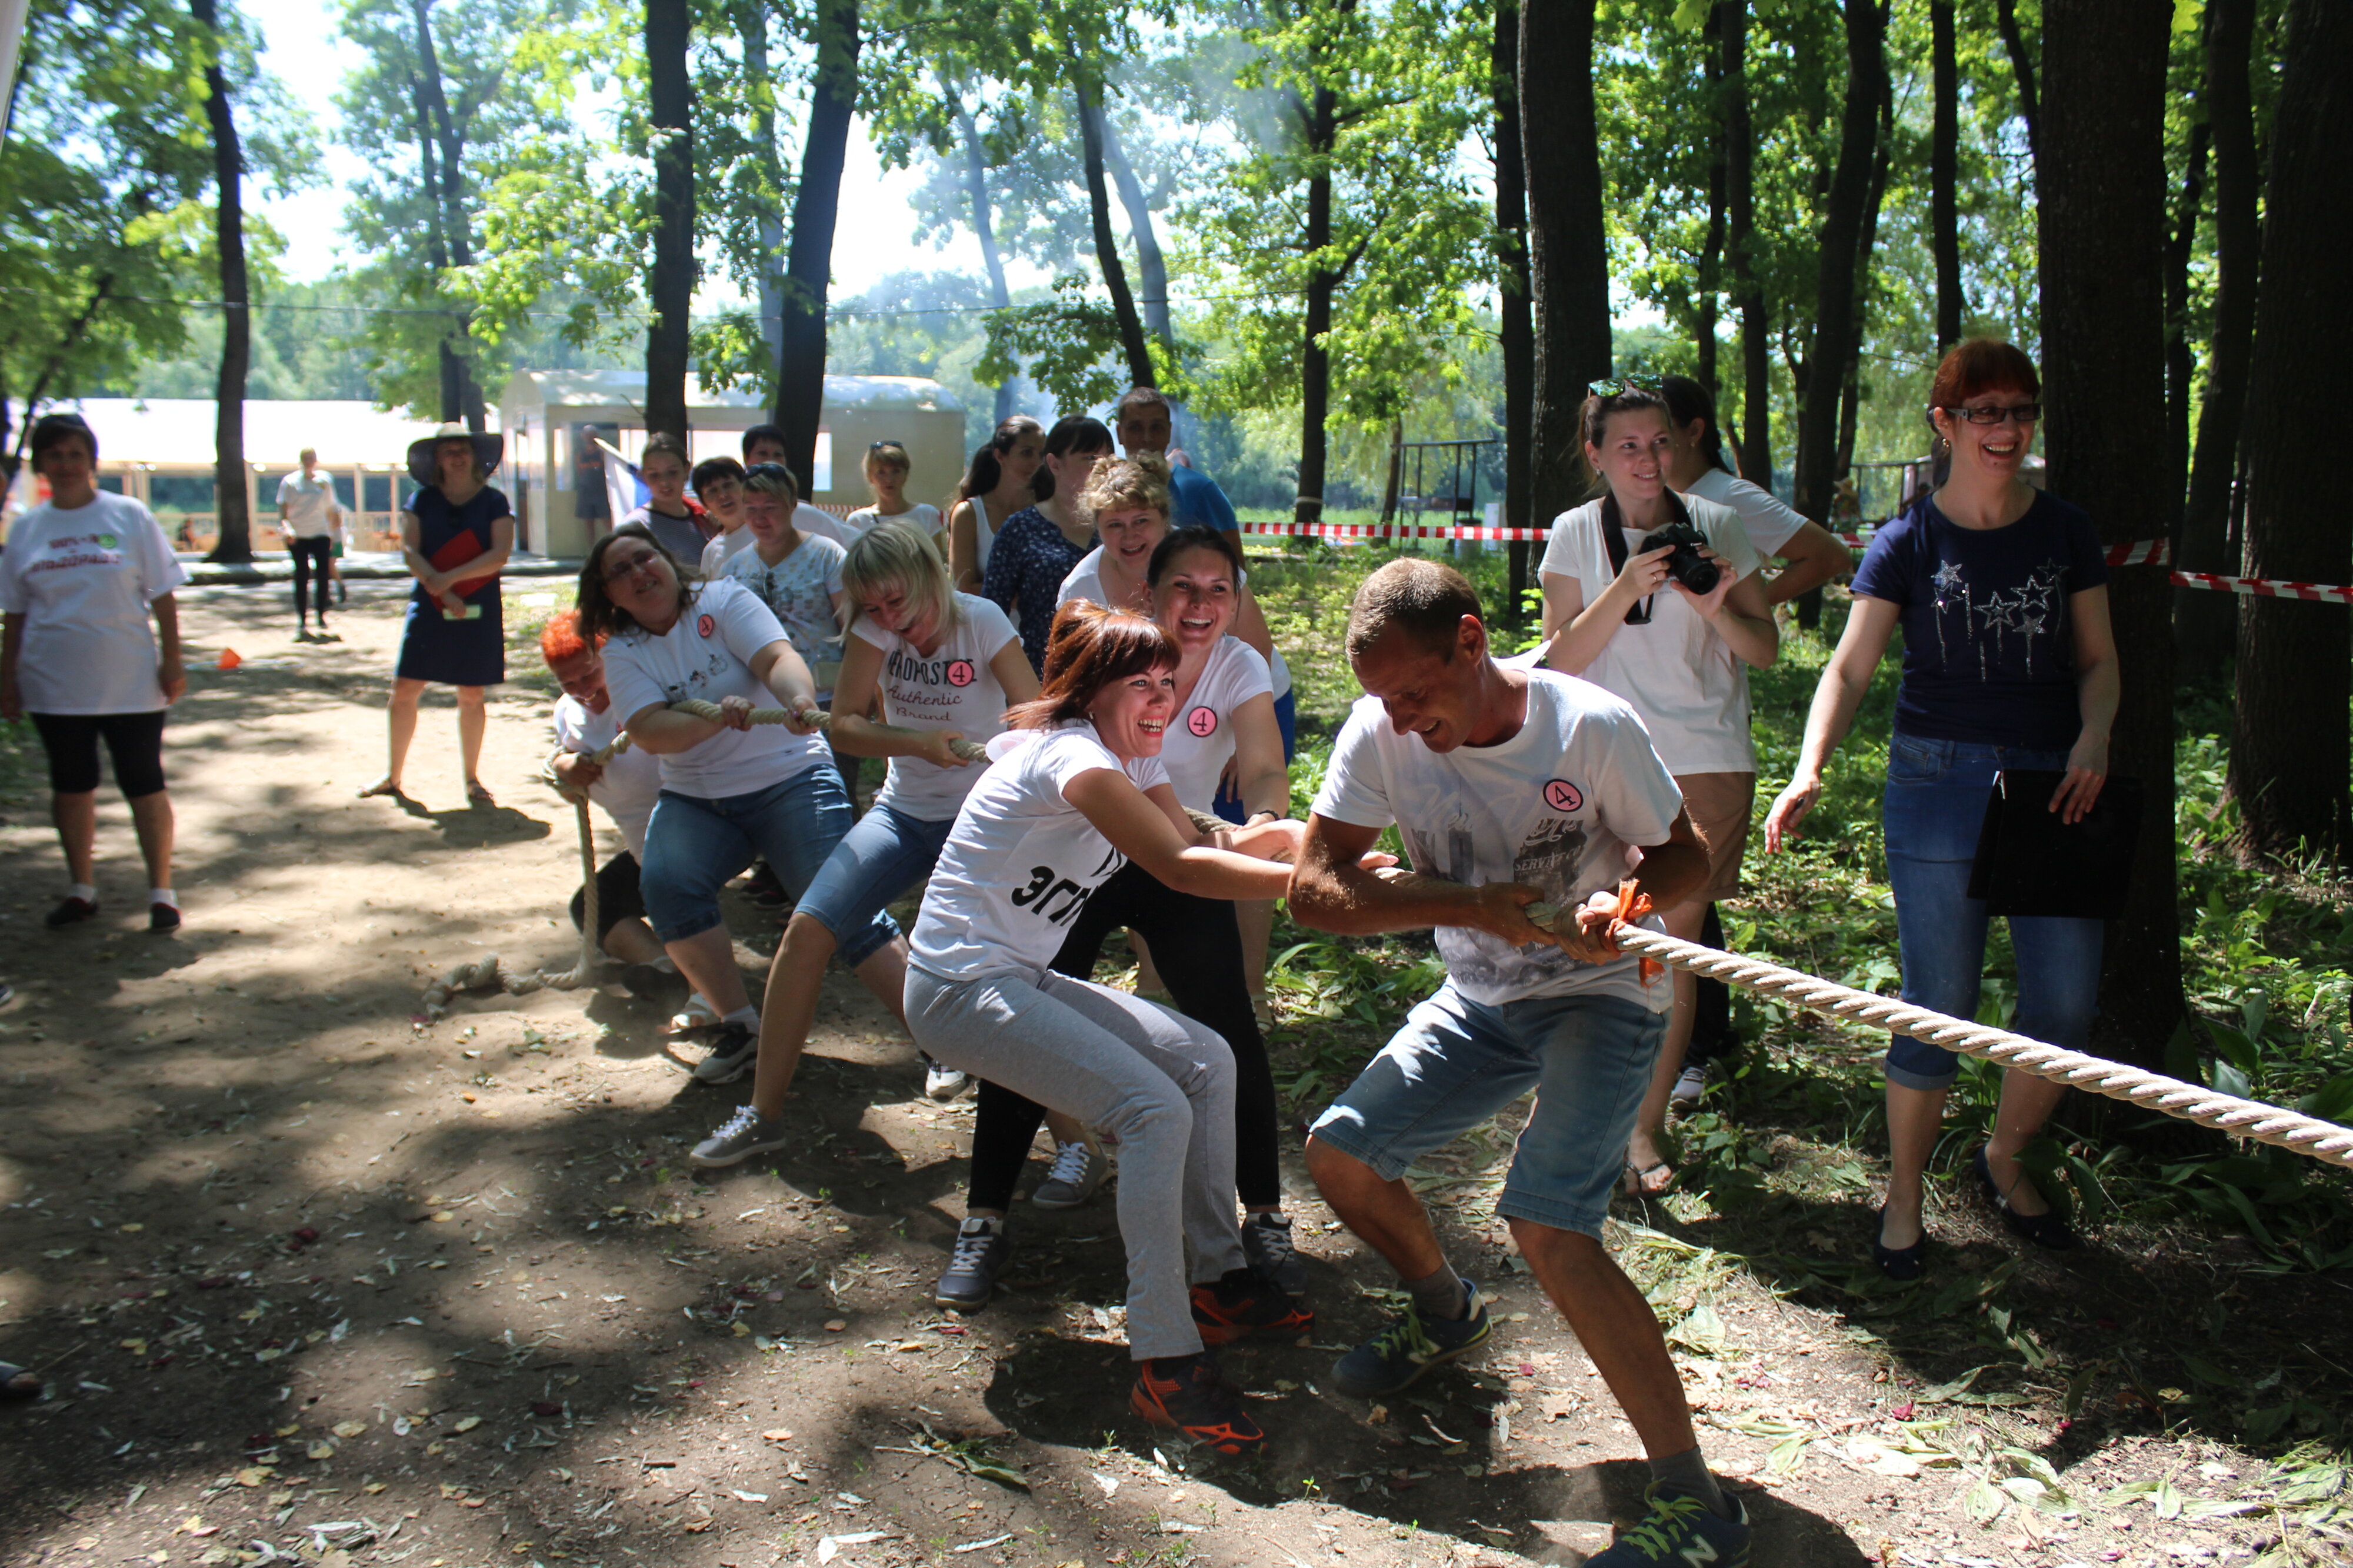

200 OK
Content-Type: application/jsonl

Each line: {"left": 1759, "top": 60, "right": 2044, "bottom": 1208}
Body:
{"left": 906, "top": 963, "right": 1247, "bottom": 1360}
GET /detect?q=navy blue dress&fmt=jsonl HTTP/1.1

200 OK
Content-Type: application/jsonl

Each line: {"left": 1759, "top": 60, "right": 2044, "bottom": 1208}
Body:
{"left": 396, "top": 485, "right": 510, "bottom": 686}
{"left": 982, "top": 505, "right": 1095, "bottom": 674}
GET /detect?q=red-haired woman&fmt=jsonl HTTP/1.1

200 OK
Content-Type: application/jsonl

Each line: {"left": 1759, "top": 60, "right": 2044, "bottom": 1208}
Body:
{"left": 1765, "top": 339, "right": 2117, "bottom": 1280}
{"left": 904, "top": 602, "right": 1307, "bottom": 1454}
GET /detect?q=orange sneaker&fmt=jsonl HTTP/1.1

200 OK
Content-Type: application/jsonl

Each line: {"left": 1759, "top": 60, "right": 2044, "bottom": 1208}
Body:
{"left": 1189, "top": 1267, "right": 1313, "bottom": 1345}
{"left": 1130, "top": 1354, "right": 1265, "bottom": 1456}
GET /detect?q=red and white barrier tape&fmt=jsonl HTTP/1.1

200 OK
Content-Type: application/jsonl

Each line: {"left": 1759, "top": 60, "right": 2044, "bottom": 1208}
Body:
{"left": 2165, "top": 569, "right": 2353, "bottom": 603}
{"left": 1238, "top": 520, "right": 1551, "bottom": 542}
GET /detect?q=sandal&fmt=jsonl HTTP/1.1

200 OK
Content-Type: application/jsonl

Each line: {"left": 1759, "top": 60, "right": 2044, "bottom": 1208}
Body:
{"left": 1621, "top": 1159, "right": 1676, "bottom": 1197}
{"left": 357, "top": 778, "right": 404, "bottom": 800}
{"left": 1971, "top": 1146, "right": 2078, "bottom": 1250}
{"left": 465, "top": 779, "right": 495, "bottom": 806}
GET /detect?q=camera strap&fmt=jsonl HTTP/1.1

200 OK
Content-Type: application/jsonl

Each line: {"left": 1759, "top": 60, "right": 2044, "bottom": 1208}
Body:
{"left": 1598, "top": 489, "right": 1693, "bottom": 626}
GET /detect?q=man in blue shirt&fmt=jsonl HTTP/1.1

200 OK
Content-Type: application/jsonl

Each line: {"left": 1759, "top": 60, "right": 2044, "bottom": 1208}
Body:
{"left": 1114, "top": 388, "right": 1239, "bottom": 540}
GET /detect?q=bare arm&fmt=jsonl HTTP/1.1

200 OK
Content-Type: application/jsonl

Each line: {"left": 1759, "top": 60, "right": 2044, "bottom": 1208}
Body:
{"left": 1287, "top": 813, "right": 1551, "bottom": 946}
{"left": 948, "top": 501, "right": 983, "bottom": 593}
{"left": 1761, "top": 594, "right": 1901, "bottom": 850}
{"left": 398, "top": 511, "right": 439, "bottom": 591}
{"left": 1227, "top": 692, "right": 1289, "bottom": 821}
{"left": 1539, "top": 546, "right": 1675, "bottom": 676}
{"left": 2051, "top": 584, "right": 2118, "bottom": 823}
{"left": 1760, "top": 520, "right": 1848, "bottom": 605}
{"left": 826, "top": 636, "right": 974, "bottom": 766}
{"left": 152, "top": 593, "right": 185, "bottom": 703}
{"left": 1675, "top": 552, "right": 1779, "bottom": 668}
{"left": 426, "top": 515, "right": 515, "bottom": 587}
{"left": 1064, "top": 767, "right": 1294, "bottom": 900}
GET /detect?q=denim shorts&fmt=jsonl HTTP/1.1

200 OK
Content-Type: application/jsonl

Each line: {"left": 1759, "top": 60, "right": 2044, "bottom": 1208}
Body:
{"left": 794, "top": 800, "right": 951, "bottom": 959}
{"left": 1881, "top": 733, "right": 2103, "bottom": 1090}
{"left": 1309, "top": 984, "right": 1665, "bottom": 1239}
{"left": 639, "top": 765, "right": 895, "bottom": 960}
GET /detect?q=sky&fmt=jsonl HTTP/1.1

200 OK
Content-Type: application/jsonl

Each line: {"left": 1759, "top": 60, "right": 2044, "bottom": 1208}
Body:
{"left": 244, "top": 0, "right": 1015, "bottom": 302}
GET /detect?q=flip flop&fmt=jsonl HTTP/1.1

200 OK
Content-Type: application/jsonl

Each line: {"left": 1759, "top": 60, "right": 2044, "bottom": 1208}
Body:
{"left": 356, "top": 779, "right": 404, "bottom": 800}
{"left": 1621, "top": 1159, "right": 1677, "bottom": 1197}
{"left": 465, "top": 779, "right": 495, "bottom": 806}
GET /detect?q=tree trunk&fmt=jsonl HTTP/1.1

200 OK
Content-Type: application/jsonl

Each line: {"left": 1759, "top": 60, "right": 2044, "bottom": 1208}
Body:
{"left": 946, "top": 84, "right": 1016, "bottom": 425}
{"left": 2040, "top": 0, "right": 2179, "bottom": 1069}
{"left": 644, "top": 0, "right": 694, "bottom": 445}
{"left": 744, "top": 0, "right": 786, "bottom": 372}
{"left": 1520, "top": 0, "right": 1611, "bottom": 526}
{"left": 2178, "top": 0, "right": 2257, "bottom": 668}
{"left": 772, "top": 0, "right": 859, "bottom": 499}
{"left": 1791, "top": 0, "right": 1884, "bottom": 536}
{"left": 1072, "top": 66, "right": 1153, "bottom": 393}
{"left": 1832, "top": 81, "right": 1892, "bottom": 492}
{"left": 410, "top": 0, "right": 484, "bottom": 431}
{"left": 2231, "top": 0, "right": 2352, "bottom": 866}
{"left": 1495, "top": 0, "right": 1534, "bottom": 622}
{"left": 2164, "top": 112, "right": 2209, "bottom": 523}
{"left": 405, "top": 72, "right": 461, "bottom": 425}
{"left": 1697, "top": 4, "right": 1726, "bottom": 398}
{"left": 1929, "top": 0, "right": 1961, "bottom": 349}
{"left": 194, "top": 0, "right": 251, "bottom": 565}
{"left": 1995, "top": 0, "right": 2039, "bottom": 166}
{"left": 1097, "top": 108, "right": 1171, "bottom": 351}
{"left": 1722, "top": 0, "right": 1772, "bottom": 487}
{"left": 1294, "top": 82, "right": 1337, "bottom": 526}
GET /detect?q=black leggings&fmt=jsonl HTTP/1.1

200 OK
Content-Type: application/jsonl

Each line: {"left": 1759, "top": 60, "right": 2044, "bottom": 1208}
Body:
{"left": 568, "top": 851, "right": 647, "bottom": 943}
{"left": 290, "top": 536, "right": 333, "bottom": 619}
{"left": 31, "top": 710, "right": 168, "bottom": 797}
{"left": 1684, "top": 902, "right": 1737, "bottom": 1066}
{"left": 965, "top": 860, "right": 1282, "bottom": 1212}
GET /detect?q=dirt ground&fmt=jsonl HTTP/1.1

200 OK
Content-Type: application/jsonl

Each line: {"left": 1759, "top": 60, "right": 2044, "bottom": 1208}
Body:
{"left": 1, "top": 583, "right": 2344, "bottom": 1568}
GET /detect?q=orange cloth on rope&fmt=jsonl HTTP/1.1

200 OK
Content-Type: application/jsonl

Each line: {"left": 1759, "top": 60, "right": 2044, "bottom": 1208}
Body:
{"left": 1591, "top": 879, "right": 1664, "bottom": 985}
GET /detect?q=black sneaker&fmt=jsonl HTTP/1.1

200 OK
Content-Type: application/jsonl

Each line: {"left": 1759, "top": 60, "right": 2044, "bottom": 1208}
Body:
{"left": 1330, "top": 1279, "right": 1492, "bottom": 1398}
{"left": 149, "top": 901, "right": 182, "bottom": 933}
{"left": 44, "top": 897, "right": 98, "bottom": 929}
{"left": 1241, "top": 1211, "right": 1305, "bottom": 1293}
{"left": 692, "top": 1022, "right": 758, "bottom": 1085}
{"left": 935, "top": 1216, "right": 1011, "bottom": 1310}
{"left": 1190, "top": 1266, "right": 1314, "bottom": 1345}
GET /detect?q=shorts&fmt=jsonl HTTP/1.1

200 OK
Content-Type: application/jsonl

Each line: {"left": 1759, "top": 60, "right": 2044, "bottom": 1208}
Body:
{"left": 638, "top": 766, "right": 895, "bottom": 961}
{"left": 1309, "top": 983, "right": 1664, "bottom": 1239}
{"left": 30, "top": 710, "right": 168, "bottom": 798}
{"left": 568, "top": 850, "right": 648, "bottom": 942}
{"left": 1674, "top": 770, "right": 1755, "bottom": 906}
{"left": 1214, "top": 686, "right": 1300, "bottom": 823}
{"left": 794, "top": 800, "right": 952, "bottom": 950}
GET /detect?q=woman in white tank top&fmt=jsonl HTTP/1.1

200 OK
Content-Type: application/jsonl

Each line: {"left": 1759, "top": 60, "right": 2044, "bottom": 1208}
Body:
{"left": 949, "top": 416, "right": 1045, "bottom": 594}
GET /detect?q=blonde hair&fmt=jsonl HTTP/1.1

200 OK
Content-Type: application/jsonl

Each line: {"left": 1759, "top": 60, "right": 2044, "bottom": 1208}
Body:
{"left": 841, "top": 520, "right": 959, "bottom": 638}
{"left": 1079, "top": 451, "right": 1172, "bottom": 522}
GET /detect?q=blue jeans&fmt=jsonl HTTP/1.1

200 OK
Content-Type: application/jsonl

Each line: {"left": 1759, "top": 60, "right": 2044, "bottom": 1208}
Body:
{"left": 793, "top": 800, "right": 949, "bottom": 963}
{"left": 1309, "top": 985, "right": 1665, "bottom": 1239}
{"left": 639, "top": 766, "right": 894, "bottom": 959}
{"left": 1881, "top": 735, "right": 2103, "bottom": 1090}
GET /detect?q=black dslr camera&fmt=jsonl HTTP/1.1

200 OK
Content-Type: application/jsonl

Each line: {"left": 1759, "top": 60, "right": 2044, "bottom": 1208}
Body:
{"left": 1637, "top": 521, "right": 1720, "bottom": 596}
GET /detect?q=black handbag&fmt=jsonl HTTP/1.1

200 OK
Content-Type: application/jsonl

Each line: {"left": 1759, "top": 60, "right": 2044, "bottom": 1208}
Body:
{"left": 1965, "top": 769, "right": 2144, "bottom": 920}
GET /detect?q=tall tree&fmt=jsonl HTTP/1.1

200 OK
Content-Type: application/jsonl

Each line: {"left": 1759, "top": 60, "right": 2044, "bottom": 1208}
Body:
{"left": 1928, "top": 0, "right": 1959, "bottom": 350}
{"left": 1695, "top": 3, "right": 1727, "bottom": 396}
{"left": 1494, "top": 0, "right": 1534, "bottom": 622}
{"left": 2040, "top": 0, "right": 2178, "bottom": 1066}
{"left": 1097, "top": 108, "right": 1171, "bottom": 352}
{"left": 772, "top": 0, "right": 859, "bottom": 498}
{"left": 191, "top": 0, "right": 252, "bottom": 563}
{"left": 2177, "top": 0, "right": 2258, "bottom": 666}
{"left": 407, "top": 0, "right": 486, "bottom": 431}
{"left": 1994, "top": 0, "right": 2038, "bottom": 164}
{"left": 1721, "top": 0, "right": 1771, "bottom": 485}
{"left": 1071, "top": 60, "right": 1153, "bottom": 392}
{"left": 943, "top": 79, "right": 1016, "bottom": 423}
{"left": 1520, "top": 0, "right": 1611, "bottom": 525}
{"left": 2231, "top": 0, "right": 2351, "bottom": 865}
{"left": 740, "top": 0, "right": 785, "bottom": 369}
{"left": 2162, "top": 108, "right": 2207, "bottom": 522}
{"left": 644, "top": 0, "right": 692, "bottom": 443}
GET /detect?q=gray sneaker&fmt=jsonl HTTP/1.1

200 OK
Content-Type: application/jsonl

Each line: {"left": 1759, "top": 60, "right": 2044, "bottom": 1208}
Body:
{"left": 1670, "top": 1059, "right": 1708, "bottom": 1108}
{"left": 692, "top": 1022, "right": 758, "bottom": 1085}
{"left": 1241, "top": 1210, "right": 1305, "bottom": 1294}
{"left": 1031, "top": 1139, "right": 1106, "bottom": 1209}
{"left": 691, "top": 1105, "right": 787, "bottom": 1168}
{"left": 935, "top": 1216, "right": 1011, "bottom": 1309}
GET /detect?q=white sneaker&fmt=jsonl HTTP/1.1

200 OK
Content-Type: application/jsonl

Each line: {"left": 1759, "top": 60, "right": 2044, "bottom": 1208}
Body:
{"left": 669, "top": 992, "right": 718, "bottom": 1035}
{"left": 923, "top": 1055, "right": 970, "bottom": 1101}
{"left": 1670, "top": 1060, "right": 1708, "bottom": 1108}
{"left": 1031, "top": 1139, "right": 1106, "bottom": 1209}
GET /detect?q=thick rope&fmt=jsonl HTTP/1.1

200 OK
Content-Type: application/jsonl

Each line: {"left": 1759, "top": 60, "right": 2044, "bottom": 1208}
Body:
{"left": 663, "top": 697, "right": 990, "bottom": 762}
{"left": 1529, "top": 909, "right": 2353, "bottom": 1170}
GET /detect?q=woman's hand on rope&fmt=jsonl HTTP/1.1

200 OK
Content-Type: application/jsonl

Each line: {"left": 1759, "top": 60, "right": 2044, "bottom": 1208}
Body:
{"left": 915, "top": 729, "right": 974, "bottom": 769}
{"left": 2050, "top": 732, "right": 2109, "bottom": 824}
{"left": 1557, "top": 889, "right": 1631, "bottom": 965}
{"left": 716, "top": 694, "right": 759, "bottom": 731}
{"left": 551, "top": 750, "right": 602, "bottom": 801}
{"left": 1228, "top": 816, "right": 1307, "bottom": 864}
{"left": 1763, "top": 772, "right": 1822, "bottom": 852}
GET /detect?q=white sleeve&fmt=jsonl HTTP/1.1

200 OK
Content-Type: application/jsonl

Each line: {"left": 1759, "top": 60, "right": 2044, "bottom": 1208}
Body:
{"left": 601, "top": 640, "right": 666, "bottom": 726}
{"left": 1224, "top": 642, "right": 1274, "bottom": 706}
{"left": 849, "top": 614, "right": 891, "bottom": 652}
{"left": 699, "top": 537, "right": 726, "bottom": 577}
{"left": 0, "top": 523, "right": 27, "bottom": 614}
{"left": 1309, "top": 703, "right": 1393, "bottom": 829}
{"left": 1125, "top": 755, "right": 1172, "bottom": 792}
{"left": 969, "top": 596, "right": 1019, "bottom": 659}
{"left": 135, "top": 505, "right": 189, "bottom": 600}
{"left": 1711, "top": 474, "right": 1807, "bottom": 558}
{"left": 1591, "top": 708, "right": 1685, "bottom": 848}
{"left": 819, "top": 538, "right": 846, "bottom": 596}
{"left": 1042, "top": 730, "right": 1128, "bottom": 799}
{"left": 1538, "top": 506, "right": 1587, "bottom": 585}
{"left": 552, "top": 700, "right": 586, "bottom": 753}
{"left": 1694, "top": 499, "right": 1764, "bottom": 581}
{"left": 713, "top": 580, "right": 789, "bottom": 662}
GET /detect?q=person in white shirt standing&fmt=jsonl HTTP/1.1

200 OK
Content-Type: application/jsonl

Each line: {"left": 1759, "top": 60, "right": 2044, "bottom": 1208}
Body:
{"left": 844, "top": 441, "right": 942, "bottom": 551}
{"left": 1539, "top": 383, "right": 1779, "bottom": 1198}
{"left": 276, "top": 447, "right": 344, "bottom": 640}
{"left": 0, "top": 413, "right": 189, "bottom": 932}
{"left": 1289, "top": 560, "right": 1750, "bottom": 1567}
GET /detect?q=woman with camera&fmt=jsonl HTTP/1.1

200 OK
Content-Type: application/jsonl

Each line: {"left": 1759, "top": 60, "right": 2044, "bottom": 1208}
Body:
{"left": 1539, "top": 383, "right": 1778, "bottom": 1197}
{"left": 1764, "top": 339, "right": 2114, "bottom": 1280}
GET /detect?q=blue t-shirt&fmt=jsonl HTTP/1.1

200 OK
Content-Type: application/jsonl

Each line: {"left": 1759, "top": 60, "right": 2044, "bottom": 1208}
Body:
{"left": 1849, "top": 489, "right": 2108, "bottom": 750}
{"left": 1168, "top": 464, "right": 1239, "bottom": 538}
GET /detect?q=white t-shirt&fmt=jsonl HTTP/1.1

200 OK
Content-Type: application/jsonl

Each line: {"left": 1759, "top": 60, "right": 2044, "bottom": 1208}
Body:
{"left": 794, "top": 504, "right": 853, "bottom": 548}
{"left": 600, "top": 578, "right": 828, "bottom": 799}
{"left": 1683, "top": 466, "right": 1807, "bottom": 559}
{"left": 1157, "top": 638, "right": 1274, "bottom": 810}
{"left": 719, "top": 532, "right": 848, "bottom": 696}
{"left": 1539, "top": 493, "right": 1764, "bottom": 775}
{"left": 552, "top": 694, "right": 664, "bottom": 859}
{"left": 0, "top": 493, "right": 188, "bottom": 714}
{"left": 1314, "top": 669, "right": 1684, "bottom": 1012}
{"left": 849, "top": 592, "right": 1020, "bottom": 820}
{"left": 276, "top": 472, "right": 339, "bottom": 538}
{"left": 699, "top": 528, "right": 754, "bottom": 578}
{"left": 909, "top": 723, "right": 1169, "bottom": 980}
{"left": 846, "top": 502, "right": 943, "bottom": 544}
{"left": 1057, "top": 548, "right": 1294, "bottom": 701}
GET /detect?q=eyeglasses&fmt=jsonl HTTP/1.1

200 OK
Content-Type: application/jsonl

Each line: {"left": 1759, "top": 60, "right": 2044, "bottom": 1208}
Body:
{"left": 602, "top": 549, "right": 661, "bottom": 584}
{"left": 1941, "top": 402, "right": 2042, "bottom": 426}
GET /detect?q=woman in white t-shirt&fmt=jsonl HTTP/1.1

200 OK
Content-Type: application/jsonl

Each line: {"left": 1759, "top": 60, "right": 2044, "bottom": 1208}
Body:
{"left": 906, "top": 600, "right": 1307, "bottom": 1455}
{"left": 844, "top": 441, "right": 944, "bottom": 552}
{"left": 946, "top": 416, "right": 1045, "bottom": 595}
{"left": 578, "top": 523, "right": 892, "bottom": 1090}
{"left": 0, "top": 413, "right": 188, "bottom": 931}
{"left": 688, "top": 521, "right": 1057, "bottom": 1169}
{"left": 1539, "top": 383, "right": 1779, "bottom": 1196}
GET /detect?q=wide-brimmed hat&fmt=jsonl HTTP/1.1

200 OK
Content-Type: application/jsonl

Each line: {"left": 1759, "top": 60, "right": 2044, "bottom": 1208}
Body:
{"left": 406, "top": 422, "right": 504, "bottom": 486}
